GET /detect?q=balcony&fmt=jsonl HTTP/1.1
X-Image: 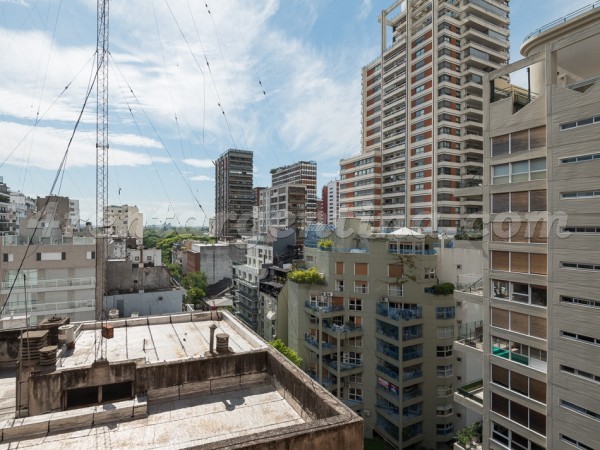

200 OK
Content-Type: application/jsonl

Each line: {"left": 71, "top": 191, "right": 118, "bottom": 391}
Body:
{"left": 303, "top": 335, "right": 335, "bottom": 354}
{"left": 5, "top": 299, "right": 95, "bottom": 315}
{"left": 342, "top": 399, "right": 363, "bottom": 411}
{"left": 377, "top": 364, "right": 400, "bottom": 381}
{"left": 454, "top": 379, "right": 484, "bottom": 415}
{"left": 0, "top": 276, "right": 96, "bottom": 293}
{"left": 376, "top": 303, "right": 422, "bottom": 321}
{"left": 403, "top": 368, "right": 423, "bottom": 382}
{"left": 304, "top": 300, "right": 344, "bottom": 316}
{"left": 323, "top": 358, "right": 363, "bottom": 373}
{"left": 454, "top": 274, "right": 483, "bottom": 303}
{"left": 321, "top": 322, "right": 363, "bottom": 338}
{"left": 455, "top": 321, "right": 484, "bottom": 357}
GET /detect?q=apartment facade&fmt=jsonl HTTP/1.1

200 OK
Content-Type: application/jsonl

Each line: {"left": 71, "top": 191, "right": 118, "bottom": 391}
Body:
{"left": 286, "top": 222, "right": 460, "bottom": 449}
{"left": 474, "top": 7, "right": 600, "bottom": 449}
{"left": 258, "top": 184, "right": 306, "bottom": 235}
{"left": 105, "top": 204, "right": 143, "bottom": 240}
{"left": 215, "top": 149, "right": 254, "bottom": 240}
{"left": 271, "top": 161, "right": 317, "bottom": 224}
{"left": 339, "top": 0, "right": 509, "bottom": 234}
{"left": 0, "top": 234, "right": 96, "bottom": 325}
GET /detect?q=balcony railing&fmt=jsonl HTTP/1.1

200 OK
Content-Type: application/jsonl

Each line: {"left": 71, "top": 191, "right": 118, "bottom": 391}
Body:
{"left": 5, "top": 299, "right": 95, "bottom": 315}
{"left": 322, "top": 322, "right": 363, "bottom": 334}
{"left": 457, "top": 379, "right": 484, "bottom": 404}
{"left": 523, "top": 0, "right": 600, "bottom": 43}
{"left": 304, "top": 301, "right": 344, "bottom": 314}
{"left": 377, "top": 364, "right": 399, "bottom": 380}
{"left": 377, "top": 304, "right": 423, "bottom": 321}
{"left": 388, "top": 248, "right": 437, "bottom": 255}
{"left": 456, "top": 275, "right": 483, "bottom": 293}
{"left": 304, "top": 335, "right": 334, "bottom": 350}
{"left": 403, "top": 349, "right": 423, "bottom": 362}
{"left": 324, "top": 358, "right": 363, "bottom": 372}
{"left": 403, "top": 369, "right": 423, "bottom": 381}
{"left": 1, "top": 277, "right": 96, "bottom": 291}
{"left": 456, "top": 320, "right": 484, "bottom": 351}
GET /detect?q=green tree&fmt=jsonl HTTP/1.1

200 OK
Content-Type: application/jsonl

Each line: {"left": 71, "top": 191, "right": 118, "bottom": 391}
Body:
{"left": 181, "top": 271, "right": 208, "bottom": 291}
{"left": 185, "top": 286, "right": 206, "bottom": 304}
{"left": 269, "top": 339, "right": 302, "bottom": 367}
{"left": 165, "top": 263, "right": 182, "bottom": 281}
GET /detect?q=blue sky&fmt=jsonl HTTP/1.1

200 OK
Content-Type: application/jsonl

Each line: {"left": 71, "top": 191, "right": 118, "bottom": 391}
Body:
{"left": 0, "top": 0, "right": 594, "bottom": 227}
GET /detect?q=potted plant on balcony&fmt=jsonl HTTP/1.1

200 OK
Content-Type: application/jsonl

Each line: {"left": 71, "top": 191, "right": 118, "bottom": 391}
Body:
{"left": 317, "top": 238, "right": 333, "bottom": 251}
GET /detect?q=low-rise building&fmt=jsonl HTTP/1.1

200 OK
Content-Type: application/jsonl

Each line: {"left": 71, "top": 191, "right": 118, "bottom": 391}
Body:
{"left": 2, "top": 311, "right": 363, "bottom": 449}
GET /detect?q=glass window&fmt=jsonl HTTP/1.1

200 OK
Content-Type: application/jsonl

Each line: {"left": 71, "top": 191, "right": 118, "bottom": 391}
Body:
{"left": 511, "top": 161, "right": 529, "bottom": 183}
{"left": 493, "top": 164, "right": 509, "bottom": 184}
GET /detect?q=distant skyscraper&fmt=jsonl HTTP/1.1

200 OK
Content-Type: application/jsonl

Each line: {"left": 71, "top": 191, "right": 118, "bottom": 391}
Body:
{"left": 323, "top": 180, "right": 340, "bottom": 225}
{"left": 339, "top": 0, "right": 509, "bottom": 233}
{"left": 271, "top": 161, "right": 317, "bottom": 224}
{"left": 214, "top": 149, "right": 254, "bottom": 239}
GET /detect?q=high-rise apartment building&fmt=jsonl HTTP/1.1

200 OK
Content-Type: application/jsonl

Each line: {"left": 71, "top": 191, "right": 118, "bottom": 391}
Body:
{"left": 456, "top": 6, "right": 600, "bottom": 449}
{"left": 340, "top": 0, "right": 509, "bottom": 233}
{"left": 271, "top": 161, "right": 317, "bottom": 224}
{"left": 214, "top": 149, "right": 254, "bottom": 240}
{"left": 323, "top": 180, "right": 340, "bottom": 225}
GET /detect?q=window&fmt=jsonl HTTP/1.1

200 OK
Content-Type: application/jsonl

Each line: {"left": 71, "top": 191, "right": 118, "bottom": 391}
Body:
{"left": 560, "top": 400, "right": 600, "bottom": 421}
{"left": 492, "top": 158, "right": 546, "bottom": 184}
{"left": 347, "top": 337, "right": 363, "bottom": 348}
{"left": 560, "top": 261, "right": 600, "bottom": 271}
{"left": 348, "top": 373, "right": 362, "bottom": 384}
{"left": 424, "top": 267, "right": 436, "bottom": 279}
{"left": 335, "top": 280, "right": 344, "bottom": 292}
{"left": 354, "top": 262, "right": 368, "bottom": 276}
{"left": 435, "top": 423, "right": 454, "bottom": 436}
{"left": 436, "top": 345, "right": 453, "bottom": 357}
{"left": 414, "top": 48, "right": 426, "bottom": 58}
{"left": 492, "top": 126, "right": 546, "bottom": 156}
{"left": 561, "top": 226, "right": 600, "bottom": 233}
{"left": 335, "top": 261, "right": 344, "bottom": 274}
{"left": 436, "top": 404, "right": 453, "bottom": 416}
{"left": 436, "top": 385, "right": 453, "bottom": 396}
{"left": 560, "top": 295, "right": 600, "bottom": 309}
{"left": 491, "top": 336, "right": 547, "bottom": 371}
{"left": 561, "top": 190, "right": 600, "bottom": 199}
{"left": 560, "top": 365, "right": 600, "bottom": 384}
{"left": 2, "top": 253, "right": 13, "bottom": 263}
{"left": 348, "top": 387, "right": 363, "bottom": 401}
{"left": 560, "top": 114, "right": 600, "bottom": 130}
{"left": 437, "top": 365, "right": 453, "bottom": 377}
{"left": 436, "top": 306, "right": 455, "bottom": 319}
{"left": 492, "top": 422, "right": 546, "bottom": 450}
{"left": 560, "top": 152, "right": 600, "bottom": 164}
{"left": 492, "top": 394, "right": 547, "bottom": 435}
{"left": 437, "top": 326, "right": 454, "bottom": 338}
{"left": 414, "top": 84, "right": 426, "bottom": 94}
{"left": 86, "top": 251, "right": 96, "bottom": 260}
{"left": 388, "top": 283, "right": 403, "bottom": 297}
{"left": 354, "top": 281, "right": 369, "bottom": 294}
{"left": 560, "top": 434, "right": 595, "bottom": 450}
{"left": 561, "top": 330, "right": 600, "bottom": 346}
{"left": 349, "top": 298, "right": 362, "bottom": 311}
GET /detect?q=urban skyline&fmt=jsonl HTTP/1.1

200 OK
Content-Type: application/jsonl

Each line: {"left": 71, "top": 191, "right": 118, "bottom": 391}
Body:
{"left": 0, "top": 0, "right": 593, "bottom": 226}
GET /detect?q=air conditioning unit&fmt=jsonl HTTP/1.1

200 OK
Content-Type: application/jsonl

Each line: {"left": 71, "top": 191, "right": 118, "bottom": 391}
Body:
{"left": 381, "top": 297, "right": 389, "bottom": 302}
{"left": 363, "top": 409, "right": 371, "bottom": 417}
{"left": 326, "top": 292, "right": 333, "bottom": 297}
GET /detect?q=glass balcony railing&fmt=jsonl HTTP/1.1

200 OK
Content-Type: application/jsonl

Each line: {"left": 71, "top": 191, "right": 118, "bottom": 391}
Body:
{"left": 376, "top": 304, "right": 423, "bottom": 321}
{"left": 324, "top": 358, "right": 363, "bottom": 372}
{"left": 304, "top": 301, "right": 344, "bottom": 314}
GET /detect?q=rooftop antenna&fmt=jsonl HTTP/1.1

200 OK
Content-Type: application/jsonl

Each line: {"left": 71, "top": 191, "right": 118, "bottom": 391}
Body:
{"left": 95, "top": 0, "right": 110, "bottom": 362}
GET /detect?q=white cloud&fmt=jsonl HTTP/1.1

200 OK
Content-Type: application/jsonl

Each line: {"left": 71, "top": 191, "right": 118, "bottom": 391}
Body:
{"left": 358, "top": 0, "right": 374, "bottom": 19}
{"left": 183, "top": 158, "right": 214, "bottom": 168}
{"left": 320, "top": 171, "right": 339, "bottom": 179}
{"left": 190, "top": 175, "right": 214, "bottom": 182}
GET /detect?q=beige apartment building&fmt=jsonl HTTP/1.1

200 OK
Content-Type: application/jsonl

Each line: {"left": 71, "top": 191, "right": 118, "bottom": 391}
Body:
{"left": 286, "top": 220, "right": 461, "bottom": 449}
{"left": 105, "top": 204, "right": 143, "bottom": 240}
{"left": 340, "top": 0, "right": 509, "bottom": 234}
{"left": 455, "top": 5, "right": 600, "bottom": 449}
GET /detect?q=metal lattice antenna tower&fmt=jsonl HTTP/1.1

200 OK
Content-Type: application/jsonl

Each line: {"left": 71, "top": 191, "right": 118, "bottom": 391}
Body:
{"left": 95, "top": 0, "right": 109, "bottom": 361}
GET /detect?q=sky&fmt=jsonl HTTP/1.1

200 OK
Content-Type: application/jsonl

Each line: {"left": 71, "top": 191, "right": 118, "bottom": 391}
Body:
{"left": 0, "top": 0, "right": 595, "bottom": 227}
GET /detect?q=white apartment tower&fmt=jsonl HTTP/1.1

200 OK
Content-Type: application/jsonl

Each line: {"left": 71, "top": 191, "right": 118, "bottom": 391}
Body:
{"left": 340, "top": 0, "right": 509, "bottom": 234}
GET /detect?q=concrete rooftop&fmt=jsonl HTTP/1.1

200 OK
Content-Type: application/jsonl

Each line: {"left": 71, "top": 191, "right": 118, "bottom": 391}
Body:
{"left": 2, "top": 383, "right": 304, "bottom": 449}
{"left": 58, "top": 314, "right": 263, "bottom": 369}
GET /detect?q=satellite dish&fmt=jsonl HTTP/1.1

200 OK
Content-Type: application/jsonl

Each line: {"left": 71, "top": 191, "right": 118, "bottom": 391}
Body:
{"left": 259, "top": 268, "right": 269, "bottom": 280}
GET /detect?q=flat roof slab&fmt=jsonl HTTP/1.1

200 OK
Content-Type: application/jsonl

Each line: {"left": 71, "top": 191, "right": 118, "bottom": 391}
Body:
{"left": 5, "top": 383, "right": 304, "bottom": 449}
